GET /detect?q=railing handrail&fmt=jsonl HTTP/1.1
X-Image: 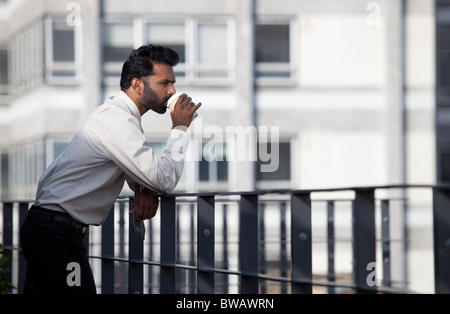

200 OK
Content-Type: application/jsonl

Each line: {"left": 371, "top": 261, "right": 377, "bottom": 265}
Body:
{"left": 0, "top": 183, "right": 438, "bottom": 203}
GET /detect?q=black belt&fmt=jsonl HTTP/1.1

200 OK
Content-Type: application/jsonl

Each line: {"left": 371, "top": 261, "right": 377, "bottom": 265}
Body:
{"left": 28, "top": 206, "right": 89, "bottom": 235}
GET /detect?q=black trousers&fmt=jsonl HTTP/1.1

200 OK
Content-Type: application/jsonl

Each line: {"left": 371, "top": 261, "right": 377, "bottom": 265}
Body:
{"left": 20, "top": 207, "right": 96, "bottom": 294}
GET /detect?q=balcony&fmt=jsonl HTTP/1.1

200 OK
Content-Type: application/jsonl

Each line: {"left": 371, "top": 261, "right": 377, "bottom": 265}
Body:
{"left": 1, "top": 184, "right": 448, "bottom": 294}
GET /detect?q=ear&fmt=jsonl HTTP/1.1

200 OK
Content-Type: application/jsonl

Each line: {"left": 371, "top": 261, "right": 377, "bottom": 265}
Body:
{"left": 131, "top": 78, "right": 143, "bottom": 95}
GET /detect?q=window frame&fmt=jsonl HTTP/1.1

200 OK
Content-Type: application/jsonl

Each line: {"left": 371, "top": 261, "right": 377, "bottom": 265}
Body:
{"left": 144, "top": 16, "right": 189, "bottom": 85}
{"left": 102, "top": 17, "right": 139, "bottom": 86}
{"left": 103, "top": 15, "right": 236, "bottom": 87}
{"left": 44, "top": 15, "right": 82, "bottom": 85}
{"left": 254, "top": 16, "right": 297, "bottom": 86}
{"left": 199, "top": 140, "right": 228, "bottom": 184}
{"left": 191, "top": 17, "right": 236, "bottom": 86}
{"left": 0, "top": 43, "right": 9, "bottom": 103}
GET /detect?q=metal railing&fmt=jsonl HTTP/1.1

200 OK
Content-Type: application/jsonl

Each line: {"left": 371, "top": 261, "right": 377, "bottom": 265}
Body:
{"left": 1, "top": 184, "right": 449, "bottom": 294}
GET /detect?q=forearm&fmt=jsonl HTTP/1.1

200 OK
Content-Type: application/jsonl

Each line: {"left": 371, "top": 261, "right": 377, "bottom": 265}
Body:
{"left": 110, "top": 127, "right": 190, "bottom": 194}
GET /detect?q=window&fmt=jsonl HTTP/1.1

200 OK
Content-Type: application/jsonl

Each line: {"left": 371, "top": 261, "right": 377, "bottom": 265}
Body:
{"left": 199, "top": 142, "right": 228, "bottom": 183}
{"left": 1, "top": 152, "right": 9, "bottom": 200}
{"left": 147, "top": 22, "right": 186, "bottom": 78}
{"left": 103, "top": 21, "right": 135, "bottom": 81}
{"left": 103, "top": 17, "right": 235, "bottom": 86}
{"left": 255, "top": 19, "right": 295, "bottom": 85}
{"left": 194, "top": 21, "right": 232, "bottom": 82}
{"left": 257, "top": 142, "right": 291, "bottom": 181}
{"left": 0, "top": 45, "right": 8, "bottom": 98}
{"left": 9, "top": 17, "right": 78, "bottom": 93}
{"left": 52, "top": 24, "right": 75, "bottom": 62}
{"left": 255, "top": 24, "right": 289, "bottom": 63}
{"left": 44, "top": 17, "right": 80, "bottom": 83}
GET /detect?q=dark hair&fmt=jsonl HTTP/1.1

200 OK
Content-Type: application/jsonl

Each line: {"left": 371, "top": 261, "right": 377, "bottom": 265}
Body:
{"left": 120, "top": 44, "right": 179, "bottom": 91}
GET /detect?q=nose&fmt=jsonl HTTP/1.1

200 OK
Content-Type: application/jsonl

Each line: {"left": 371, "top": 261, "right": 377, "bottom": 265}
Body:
{"left": 168, "top": 84, "right": 176, "bottom": 96}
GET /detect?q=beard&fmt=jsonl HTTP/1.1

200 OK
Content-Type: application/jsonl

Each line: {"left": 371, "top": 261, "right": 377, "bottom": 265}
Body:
{"left": 141, "top": 80, "right": 168, "bottom": 114}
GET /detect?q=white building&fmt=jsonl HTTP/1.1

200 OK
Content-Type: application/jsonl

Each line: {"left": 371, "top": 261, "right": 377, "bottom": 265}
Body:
{"left": 0, "top": 0, "right": 439, "bottom": 293}
{"left": 0, "top": 0, "right": 436, "bottom": 199}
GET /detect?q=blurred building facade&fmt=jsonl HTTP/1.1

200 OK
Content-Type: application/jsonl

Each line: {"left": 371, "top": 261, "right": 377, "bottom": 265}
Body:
{"left": 0, "top": 0, "right": 436, "bottom": 200}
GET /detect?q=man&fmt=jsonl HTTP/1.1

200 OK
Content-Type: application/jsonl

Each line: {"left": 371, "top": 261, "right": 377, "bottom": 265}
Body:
{"left": 19, "top": 44, "right": 201, "bottom": 294}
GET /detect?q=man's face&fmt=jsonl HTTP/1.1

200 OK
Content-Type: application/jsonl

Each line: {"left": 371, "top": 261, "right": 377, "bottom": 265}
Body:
{"left": 139, "top": 62, "right": 176, "bottom": 114}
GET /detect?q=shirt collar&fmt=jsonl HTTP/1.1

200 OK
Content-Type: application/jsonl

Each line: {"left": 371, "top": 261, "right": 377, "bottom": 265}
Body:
{"left": 118, "top": 91, "right": 141, "bottom": 120}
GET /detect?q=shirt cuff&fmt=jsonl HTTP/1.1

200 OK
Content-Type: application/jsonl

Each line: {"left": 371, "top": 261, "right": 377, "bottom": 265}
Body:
{"left": 172, "top": 125, "right": 188, "bottom": 132}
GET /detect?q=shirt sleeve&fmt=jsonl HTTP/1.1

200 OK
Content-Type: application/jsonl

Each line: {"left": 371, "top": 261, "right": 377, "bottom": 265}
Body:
{"left": 101, "top": 117, "right": 190, "bottom": 194}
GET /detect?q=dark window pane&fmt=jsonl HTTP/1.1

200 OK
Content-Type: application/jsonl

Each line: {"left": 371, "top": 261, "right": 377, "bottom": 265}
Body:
{"left": 53, "top": 29, "right": 75, "bottom": 62}
{"left": 217, "top": 161, "right": 228, "bottom": 181}
{"left": 199, "top": 157, "right": 209, "bottom": 182}
{"left": 255, "top": 24, "right": 290, "bottom": 63}
{"left": 102, "top": 23, "right": 134, "bottom": 63}
{"left": 257, "top": 142, "right": 291, "bottom": 181}
{"left": 437, "top": 40, "right": 450, "bottom": 100}
{"left": 0, "top": 49, "right": 8, "bottom": 85}
{"left": 1, "top": 153, "right": 8, "bottom": 189}
{"left": 441, "top": 153, "right": 450, "bottom": 182}
{"left": 169, "top": 44, "right": 185, "bottom": 63}
{"left": 52, "top": 70, "right": 76, "bottom": 77}
{"left": 103, "top": 46, "right": 132, "bottom": 62}
{"left": 255, "top": 71, "right": 291, "bottom": 78}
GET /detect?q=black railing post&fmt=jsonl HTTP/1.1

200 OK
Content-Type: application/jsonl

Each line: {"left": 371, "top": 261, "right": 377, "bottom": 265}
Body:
{"left": 291, "top": 192, "right": 312, "bottom": 294}
{"left": 147, "top": 215, "right": 155, "bottom": 293}
{"left": 280, "top": 202, "right": 288, "bottom": 293}
{"left": 2, "top": 202, "right": 13, "bottom": 293}
{"left": 189, "top": 203, "right": 195, "bottom": 293}
{"left": 128, "top": 198, "right": 143, "bottom": 294}
{"left": 175, "top": 204, "right": 182, "bottom": 293}
{"left": 239, "top": 194, "right": 259, "bottom": 293}
{"left": 353, "top": 188, "right": 377, "bottom": 293}
{"left": 327, "top": 200, "right": 335, "bottom": 294}
{"left": 117, "top": 202, "right": 126, "bottom": 294}
{"left": 101, "top": 205, "right": 115, "bottom": 294}
{"left": 259, "top": 203, "right": 266, "bottom": 293}
{"left": 197, "top": 195, "right": 215, "bottom": 294}
{"left": 433, "top": 186, "right": 450, "bottom": 294}
{"left": 381, "top": 199, "right": 392, "bottom": 286}
{"left": 18, "top": 202, "right": 29, "bottom": 293}
{"left": 221, "top": 203, "right": 229, "bottom": 294}
{"left": 160, "top": 196, "right": 176, "bottom": 293}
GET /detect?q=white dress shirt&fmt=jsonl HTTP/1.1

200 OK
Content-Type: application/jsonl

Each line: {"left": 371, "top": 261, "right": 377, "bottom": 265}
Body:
{"left": 34, "top": 91, "right": 190, "bottom": 225}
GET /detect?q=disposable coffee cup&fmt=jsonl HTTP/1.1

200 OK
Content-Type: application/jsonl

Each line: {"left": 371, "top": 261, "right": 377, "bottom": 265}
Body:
{"left": 167, "top": 93, "right": 198, "bottom": 120}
